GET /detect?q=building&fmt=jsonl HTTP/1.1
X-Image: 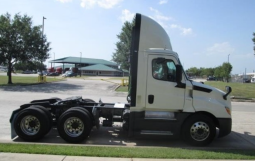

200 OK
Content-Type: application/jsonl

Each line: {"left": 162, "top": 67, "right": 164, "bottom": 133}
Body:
{"left": 49, "top": 57, "right": 129, "bottom": 76}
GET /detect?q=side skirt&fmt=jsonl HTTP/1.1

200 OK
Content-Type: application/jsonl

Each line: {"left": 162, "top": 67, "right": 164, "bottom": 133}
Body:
{"left": 128, "top": 111, "right": 191, "bottom": 138}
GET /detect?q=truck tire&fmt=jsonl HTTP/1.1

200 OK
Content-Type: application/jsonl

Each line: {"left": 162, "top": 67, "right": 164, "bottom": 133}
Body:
{"left": 83, "top": 99, "right": 95, "bottom": 103}
{"left": 14, "top": 108, "right": 50, "bottom": 141}
{"left": 181, "top": 114, "right": 216, "bottom": 146}
{"left": 28, "top": 105, "right": 52, "bottom": 135}
{"left": 57, "top": 109, "right": 91, "bottom": 143}
{"left": 68, "top": 107, "right": 93, "bottom": 128}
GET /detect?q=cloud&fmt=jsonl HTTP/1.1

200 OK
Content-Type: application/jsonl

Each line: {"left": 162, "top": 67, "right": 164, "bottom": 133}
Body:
{"left": 149, "top": 7, "right": 193, "bottom": 36}
{"left": 80, "top": 0, "right": 122, "bottom": 9}
{"left": 149, "top": 7, "right": 173, "bottom": 28}
{"left": 206, "top": 42, "right": 235, "bottom": 55}
{"left": 159, "top": 0, "right": 168, "bottom": 5}
{"left": 98, "top": 0, "right": 122, "bottom": 9}
{"left": 120, "top": 9, "right": 135, "bottom": 22}
{"left": 56, "top": 0, "right": 72, "bottom": 3}
{"left": 170, "top": 24, "right": 193, "bottom": 35}
{"left": 80, "top": 0, "right": 96, "bottom": 8}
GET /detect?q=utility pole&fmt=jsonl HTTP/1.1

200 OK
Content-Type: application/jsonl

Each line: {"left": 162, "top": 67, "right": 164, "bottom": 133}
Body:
{"left": 42, "top": 17, "right": 46, "bottom": 37}
{"left": 53, "top": 53, "right": 55, "bottom": 68}
{"left": 41, "top": 16, "right": 46, "bottom": 73}
{"left": 80, "top": 52, "right": 82, "bottom": 77}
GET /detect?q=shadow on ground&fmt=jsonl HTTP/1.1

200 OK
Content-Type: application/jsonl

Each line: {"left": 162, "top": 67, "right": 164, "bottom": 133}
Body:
{"left": 0, "top": 82, "right": 84, "bottom": 93}
{"left": 12, "top": 125, "right": 255, "bottom": 150}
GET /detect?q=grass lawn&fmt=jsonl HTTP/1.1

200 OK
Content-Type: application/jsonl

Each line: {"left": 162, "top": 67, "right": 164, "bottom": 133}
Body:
{"left": 0, "top": 75, "right": 63, "bottom": 86}
{"left": 116, "top": 86, "right": 128, "bottom": 92}
{"left": 108, "top": 77, "right": 129, "bottom": 80}
{"left": 0, "top": 143, "right": 255, "bottom": 159}
{"left": 205, "top": 81, "right": 255, "bottom": 99}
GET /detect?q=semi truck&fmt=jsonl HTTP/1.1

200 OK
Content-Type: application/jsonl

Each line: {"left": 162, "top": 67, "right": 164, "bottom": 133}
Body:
{"left": 10, "top": 13, "right": 232, "bottom": 146}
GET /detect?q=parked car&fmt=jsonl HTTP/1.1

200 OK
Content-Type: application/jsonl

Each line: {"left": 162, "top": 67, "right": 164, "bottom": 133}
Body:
{"left": 22, "top": 70, "right": 33, "bottom": 74}
{"left": 207, "top": 76, "right": 216, "bottom": 81}
{"left": 243, "top": 78, "right": 251, "bottom": 83}
{"left": 62, "top": 71, "right": 77, "bottom": 77}
{"left": 46, "top": 72, "right": 60, "bottom": 76}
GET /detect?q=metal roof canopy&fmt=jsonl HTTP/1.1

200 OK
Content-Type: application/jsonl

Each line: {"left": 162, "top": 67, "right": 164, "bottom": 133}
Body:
{"left": 80, "top": 64, "right": 120, "bottom": 72}
{"left": 49, "top": 56, "right": 118, "bottom": 66}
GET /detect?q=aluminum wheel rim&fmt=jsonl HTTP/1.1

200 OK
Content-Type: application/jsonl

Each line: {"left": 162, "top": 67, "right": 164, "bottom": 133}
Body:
{"left": 190, "top": 121, "right": 210, "bottom": 141}
{"left": 64, "top": 117, "right": 84, "bottom": 137}
{"left": 20, "top": 115, "right": 40, "bottom": 136}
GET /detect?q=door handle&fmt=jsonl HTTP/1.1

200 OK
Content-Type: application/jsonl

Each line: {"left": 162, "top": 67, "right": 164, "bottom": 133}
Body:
{"left": 148, "top": 95, "right": 154, "bottom": 104}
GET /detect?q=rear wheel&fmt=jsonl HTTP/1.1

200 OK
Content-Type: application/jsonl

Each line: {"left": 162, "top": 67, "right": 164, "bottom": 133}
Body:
{"left": 57, "top": 109, "right": 91, "bottom": 143}
{"left": 14, "top": 108, "right": 50, "bottom": 141}
{"left": 28, "top": 105, "right": 52, "bottom": 135}
{"left": 181, "top": 114, "right": 216, "bottom": 146}
{"left": 68, "top": 107, "right": 93, "bottom": 128}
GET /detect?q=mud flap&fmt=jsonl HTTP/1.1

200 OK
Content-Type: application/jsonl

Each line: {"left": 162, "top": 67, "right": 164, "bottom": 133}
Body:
{"left": 10, "top": 108, "right": 21, "bottom": 139}
{"left": 10, "top": 113, "right": 18, "bottom": 139}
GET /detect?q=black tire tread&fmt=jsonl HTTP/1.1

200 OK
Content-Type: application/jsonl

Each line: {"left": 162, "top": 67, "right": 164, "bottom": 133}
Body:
{"left": 181, "top": 114, "right": 216, "bottom": 146}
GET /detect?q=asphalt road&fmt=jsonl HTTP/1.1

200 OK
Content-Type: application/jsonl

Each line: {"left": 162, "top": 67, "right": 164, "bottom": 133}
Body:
{"left": 0, "top": 78, "right": 254, "bottom": 149}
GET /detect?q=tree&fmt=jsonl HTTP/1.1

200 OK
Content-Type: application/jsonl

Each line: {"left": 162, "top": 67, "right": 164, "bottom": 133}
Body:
{"left": 112, "top": 20, "right": 135, "bottom": 70}
{"left": 14, "top": 61, "right": 46, "bottom": 71}
{"left": 213, "top": 63, "right": 232, "bottom": 82}
{"left": 221, "top": 62, "right": 232, "bottom": 82}
{"left": 0, "top": 13, "right": 51, "bottom": 84}
{"left": 186, "top": 67, "right": 200, "bottom": 77}
{"left": 214, "top": 66, "right": 223, "bottom": 80}
{"left": 253, "top": 32, "right": 255, "bottom": 52}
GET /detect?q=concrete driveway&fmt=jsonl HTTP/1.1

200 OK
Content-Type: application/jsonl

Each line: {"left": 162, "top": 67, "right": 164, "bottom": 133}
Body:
{"left": 0, "top": 78, "right": 254, "bottom": 149}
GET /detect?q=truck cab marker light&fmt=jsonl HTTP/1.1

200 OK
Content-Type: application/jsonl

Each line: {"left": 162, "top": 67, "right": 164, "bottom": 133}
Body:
{"left": 225, "top": 107, "right": 231, "bottom": 116}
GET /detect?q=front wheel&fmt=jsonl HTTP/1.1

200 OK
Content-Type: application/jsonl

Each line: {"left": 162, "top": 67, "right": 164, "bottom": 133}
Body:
{"left": 181, "top": 114, "right": 216, "bottom": 146}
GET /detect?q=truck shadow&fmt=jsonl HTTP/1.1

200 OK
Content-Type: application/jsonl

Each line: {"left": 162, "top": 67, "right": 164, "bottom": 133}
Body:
{"left": 12, "top": 126, "right": 255, "bottom": 150}
{"left": 0, "top": 82, "right": 84, "bottom": 93}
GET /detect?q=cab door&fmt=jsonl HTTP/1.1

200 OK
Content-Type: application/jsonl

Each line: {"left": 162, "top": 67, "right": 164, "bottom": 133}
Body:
{"left": 145, "top": 54, "right": 185, "bottom": 111}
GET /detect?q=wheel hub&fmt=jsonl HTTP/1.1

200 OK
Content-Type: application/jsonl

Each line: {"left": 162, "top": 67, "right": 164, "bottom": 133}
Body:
{"left": 64, "top": 117, "right": 84, "bottom": 137}
{"left": 190, "top": 121, "right": 210, "bottom": 141}
{"left": 20, "top": 115, "right": 40, "bottom": 136}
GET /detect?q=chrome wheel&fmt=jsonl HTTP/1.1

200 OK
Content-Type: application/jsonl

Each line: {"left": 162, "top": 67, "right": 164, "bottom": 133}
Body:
{"left": 64, "top": 117, "right": 84, "bottom": 137}
{"left": 20, "top": 115, "right": 40, "bottom": 136}
{"left": 190, "top": 121, "right": 210, "bottom": 141}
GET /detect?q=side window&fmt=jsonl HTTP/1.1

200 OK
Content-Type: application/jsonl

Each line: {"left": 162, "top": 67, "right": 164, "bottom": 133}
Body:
{"left": 152, "top": 59, "right": 176, "bottom": 82}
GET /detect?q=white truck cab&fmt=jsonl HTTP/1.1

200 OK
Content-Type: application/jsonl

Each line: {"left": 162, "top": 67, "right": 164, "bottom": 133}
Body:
{"left": 127, "top": 13, "right": 232, "bottom": 146}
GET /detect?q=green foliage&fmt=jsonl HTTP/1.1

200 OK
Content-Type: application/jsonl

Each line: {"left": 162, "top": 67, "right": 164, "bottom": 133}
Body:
{"left": 0, "top": 75, "right": 61, "bottom": 86}
{"left": 0, "top": 13, "right": 51, "bottom": 84}
{"left": 14, "top": 61, "right": 46, "bottom": 71}
{"left": 112, "top": 19, "right": 135, "bottom": 70}
{"left": 186, "top": 67, "right": 201, "bottom": 76}
{"left": 186, "top": 62, "right": 232, "bottom": 82}
{"left": 205, "top": 81, "right": 255, "bottom": 99}
{"left": 253, "top": 32, "right": 255, "bottom": 51}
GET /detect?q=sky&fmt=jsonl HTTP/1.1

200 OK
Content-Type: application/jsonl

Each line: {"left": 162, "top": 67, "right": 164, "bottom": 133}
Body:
{"left": 1, "top": 0, "right": 255, "bottom": 74}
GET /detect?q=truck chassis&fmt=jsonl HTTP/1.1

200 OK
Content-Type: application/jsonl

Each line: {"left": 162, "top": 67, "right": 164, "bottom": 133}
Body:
{"left": 10, "top": 96, "right": 129, "bottom": 143}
